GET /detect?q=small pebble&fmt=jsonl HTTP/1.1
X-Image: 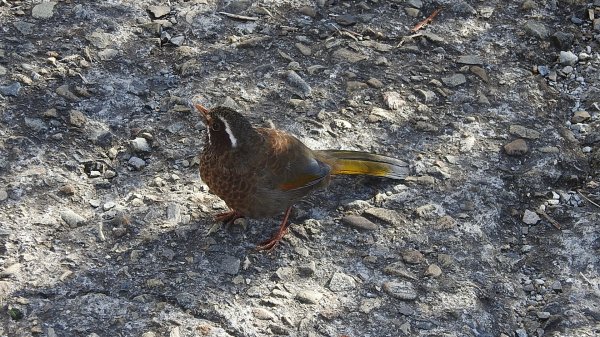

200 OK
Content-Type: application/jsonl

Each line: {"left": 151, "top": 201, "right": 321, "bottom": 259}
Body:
{"left": 383, "top": 281, "right": 418, "bottom": 300}
{"left": 328, "top": 272, "right": 356, "bottom": 291}
{"left": 341, "top": 215, "right": 378, "bottom": 230}
{"left": 424, "top": 264, "right": 442, "bottom": 277}
{"left": 522, "top": 210, "right": 540, "bottom": 225}
{"left": 128, "top": 157, "right": 146, "bottom": 170}
{"left": 504, "top": 139, "right": 528, "bottom": 156}
{"left": 69, "top": 110, "right": 87, "bottom": 127}
{"left": 296, "top": 290, "right": 323, "bottom": 304}
{"left": 252, "top": 307, "right": 277, "bottom": 320}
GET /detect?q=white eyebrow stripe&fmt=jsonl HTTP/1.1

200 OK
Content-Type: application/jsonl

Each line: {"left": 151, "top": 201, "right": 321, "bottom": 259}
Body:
{"left": 218, "top": 116, "right": 238, "bottom": 148}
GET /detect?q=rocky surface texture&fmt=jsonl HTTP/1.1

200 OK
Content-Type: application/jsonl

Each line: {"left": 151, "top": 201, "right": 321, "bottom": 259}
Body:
{"left": 1, "top": 0, "right": 600, "bottom": 336}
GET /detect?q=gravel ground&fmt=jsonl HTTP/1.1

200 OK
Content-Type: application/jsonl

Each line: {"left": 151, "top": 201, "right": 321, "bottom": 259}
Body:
{"left": 1, "top": 0, "right": 600, "bottom": 336}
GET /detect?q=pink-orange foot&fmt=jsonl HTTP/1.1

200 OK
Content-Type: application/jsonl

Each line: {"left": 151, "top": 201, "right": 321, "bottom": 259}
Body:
{"left": 215, "top": 210, "right": 244, "bottom": 224}
{"left": 256, "top": 206, "right": 293, "bottom": 252}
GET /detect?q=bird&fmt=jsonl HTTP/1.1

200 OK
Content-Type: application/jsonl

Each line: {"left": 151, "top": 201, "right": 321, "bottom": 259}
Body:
{"left": 196, "top": 104, "right": 409, "bottom": 251}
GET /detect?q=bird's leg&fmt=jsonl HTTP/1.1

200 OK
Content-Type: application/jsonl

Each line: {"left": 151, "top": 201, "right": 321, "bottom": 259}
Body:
{"left": 256, "top": 206, "right": 293, "bottom": 252}
{"left": 215, "top": 210, "right": 244, "bottom": 225}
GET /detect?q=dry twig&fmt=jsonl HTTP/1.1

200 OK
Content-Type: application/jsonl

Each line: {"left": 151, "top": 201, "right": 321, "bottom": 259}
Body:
{"left": 537, "top": 209, "right": 561, "bottom": 230}
{"left": 410, "top": 6, "right": 443, "bottom": 33}
{"left": 577, "top": 189, "right": 600, "bottom": 209}
{"left": 218, "top": 11, "right": 259, "bottom": 21}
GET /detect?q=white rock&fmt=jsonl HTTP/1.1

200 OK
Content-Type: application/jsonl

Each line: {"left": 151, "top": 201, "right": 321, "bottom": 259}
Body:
{"left": 522, "top": 209, "right": 540, "bottom": 225}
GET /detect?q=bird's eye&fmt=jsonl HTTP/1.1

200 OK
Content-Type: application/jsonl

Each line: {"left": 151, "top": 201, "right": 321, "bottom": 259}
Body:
{"left": 211, "top": 123, "right": 220, "bottom": 131}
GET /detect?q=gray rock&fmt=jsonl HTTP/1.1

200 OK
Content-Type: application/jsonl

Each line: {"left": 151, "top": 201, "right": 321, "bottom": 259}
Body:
{"left": 128, "top": 156, "right": 146, "bottom": 170}
{"left": 364, "top": 208, "right": 405, "bottom": 226}
{"left": 552, "top": 32, "right": 574, "bottom": 50}
{"left": 383, "top": 281, "right": 418, "bottom": 300}
{"left": 424, "top": 264, "right": 442, "bottom": 277}
{"left": 525, "top": 21, "right": 549, "bottom": 39}
{"left": 559, "top": 51, "right": 578, "bottom": 66}
{"left": 457, "top": 55, "right": 483, "bottom": 65}
{"left": 24, "top": 117, "right": 47, "bottom": 132}
{"left": 515, "top": 329, "right": 528, "bottom": 337}
{"left": 341, "top": 215, "right": 377, "bottom": 230}
{"left": 405, "top": 8, "right": 420, "bottom": 18}
{"left": 130, "top": 137, "right": 151, "bottom": 152}
{"left": 442, "top": 74, "right": 467, "bottom": 87}
{"left": 0, "top": 189, "right": 7, "bottom": 202}
{"left": 504, "top": 139, "right": 528, "bottom": 156}
{"left": 509, "top": 125, "right": 541, "bottom": 139}
{"left": 286, "top": 70, "right": 311, "bottom": 98}
{"left": 383, "top": 261, "right": 417, "bottom": 280}
{"left": 0, "top": 82, "right": 22, "bottom": 96}
{"left": 294, "top": 42, "right": 312, "bottom": 56}
{"left": 219, "top": 255, "right": 240, "bottom": 275}
{"left": 32, "top": 2, "right": 56, "bottom": 19}
{"left": 367, "top": 78, "right": 384, "bottom": 88}
{"left": 298, "top": 261, "right": 316, "bottom": 276}
{"left": 382, "top": 91, "right": 404, "bottom": 110}
{"left": 13, "top": 21, "right": 35, "bottom": 35}
{"left": 0, "top": 65, "right": 6, "bottom": 76}
{"left": 60, "top": 208, "right": 86, "bottom": 227}
{"left": 402, "top": 249, "right": 424, "bottom": 264}
{"left": 148, "top": 5, "right": 170, "bottom": 18}
{"left": 522, "top": 210, "right": 540, "bottom": 225}
{"left": 332, "top": 48, "right": 368, "bottom": 63}
{"left": 56, "top": 85, "right": 80, "bottom": 101}
{"left": 167, "top": 203, "right": 182, "bottom": 224}
{"left": 571, "top": 110, "right": 590, "bottom": 123}
{"left": 296, "top": 290, "right": 323, "bottom": 304}
{"left": 98, "top": 49, "right": 119, "bottom": 60}
{"left": 69, "top": 110, "right": 87, "bottom": 127}
{"left": 407, "top": 0, "right": 423, "bottom": 8}
{"left": 328, "top": 272, "right": 356, "bottom": 291}
{"left": 336, "top": 14, "right": 357, "bottom": 26}
{"left": 252, "top": 307, "right": 276, "bottom": 320}
{"left": 86, "top": 31, "right": 114, "bottom": 49}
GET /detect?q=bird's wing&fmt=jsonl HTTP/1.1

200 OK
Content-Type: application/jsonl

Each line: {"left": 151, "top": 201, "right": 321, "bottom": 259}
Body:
{"left": 256, "top": 128, "right": 331, "bottom": 198}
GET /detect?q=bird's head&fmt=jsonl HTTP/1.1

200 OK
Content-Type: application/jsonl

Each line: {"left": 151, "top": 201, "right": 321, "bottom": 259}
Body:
{"left": 196, "top": 104, "right": 257, "bottom": 151}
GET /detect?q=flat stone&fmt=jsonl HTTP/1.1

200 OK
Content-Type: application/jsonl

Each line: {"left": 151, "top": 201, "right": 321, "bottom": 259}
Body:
{"left": 148, "top": 5, "right": 170, "bottom": 18}
{"left": 346, "top": 81, "right": 368, "bottom": 91}
{"left": 424, "top": 264, "right": 442, "bottom": 277}
{"left": 296, "top": 290, "right": 323, "bottom": 304}
{"left": 60, "top": 208, "right": 86, "bottom": 227}
{"left": 383, "top": 261, "right": 417, "bottom": 280}
{"left": 295, "top": 42, "right": 312, "bottom": 56}
{"left": 0, "top": 189, "right": 8, "bottom": 202}
{"left": 525, "top": 21, "right": 549, "bottom": 39}
{"left": 504, "top": 139, "right": 528, "bottom": 156}
{"left": 98, "top": 49, "right": 119, "bottom": 60}
{"left": 252, "top": 307, "right": 276, "bottom": 320}
{"left": 402, "top": 249, "right": 424, "bottom": 264}
{"left": 130, "top": 137, "right": 151, "bottom": 152}
{"left": 341, "top": 215, "right": 378, "bottom": 230}
{"left": 571, "top": 110, "right": 590, "bottom": 123}
{"left": 69, "top": 110, "right": 87, "bottom": 127}
{"left": 13, "top": 21, "right": 35, "bottom": 35}
{"left": 442, "top": 74, "right": 467, "bottom": 87}
{"left": 367, "top": 78, "right": 384, "bottom": 88}
{"left": 522, "top": 209, "right": 540, "bottom": 225}
{"left": 0, "top": 65, "right": 6, "bottom": 76}
{"left": 332, "top": 48, "right": 368, "bottom": 63}
{"left": 383, "top": 281, "right": 417, "bottom": 300}
{"left": 457, "top": 55, "right": 483, "bottom": 65}
{"left": 128, "top": 156, "right": 146, "bottom": 170}
{"left": 328, "top": 272, "right": 356, "bottom": 291}
{"left": 0, "top": 82, "right": 22, "bottom": 96}
{"left": 405, "top": 7, "right": 420, "bottom": 17}
{"left": 56, "top": 85, "right": 79, "bottom": 101}
{"left": 286, "top": 70, "right": 311, "bottom": 98}
{"left": 470, "top": 66, "right": 489, "bottom": 82}
{"left": 32, "top": 2, "right": 56, "bottom": 19}
{"left": 364, "top": 207, "right": 405, "bottom": 227}
{"left": 298, "top": 6, "right": 317, "bottom": 18}
{"left": 382, "top": 91, "right": 404, "bottom": 110}
{"left": 86, "top": 31, "right": 113, "bottom": 49}
{"left": 336, "top": 14, "right": 357, "bottom": 26}
{"left": 509, "top": 125, "right": 541, "bottom": 139}
{"left": 24, "top": 117, "right": 47, "bottom": 132}
{"left": 559, "top": 51, "right": 578, "bottom": 66}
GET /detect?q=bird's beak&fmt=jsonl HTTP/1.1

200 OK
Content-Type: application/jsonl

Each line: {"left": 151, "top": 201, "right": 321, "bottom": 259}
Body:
{"left": 195, "top": 104, "right": 211, "bottom": 124}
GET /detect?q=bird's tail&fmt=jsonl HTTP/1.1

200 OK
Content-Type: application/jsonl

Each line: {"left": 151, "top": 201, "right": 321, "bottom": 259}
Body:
{"left": 314, "top": 150, "right": 409, "bottom": 180}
